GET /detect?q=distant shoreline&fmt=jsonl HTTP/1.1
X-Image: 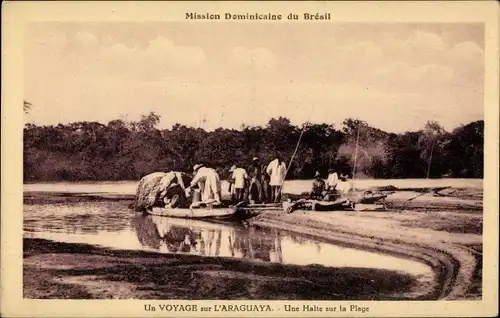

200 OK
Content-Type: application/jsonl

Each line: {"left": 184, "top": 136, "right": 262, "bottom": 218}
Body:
{"left": 23, "top": 177, "right": 484, "bottom": 184}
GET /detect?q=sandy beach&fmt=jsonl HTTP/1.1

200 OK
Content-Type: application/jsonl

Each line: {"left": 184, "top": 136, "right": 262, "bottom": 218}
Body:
{"left": 250, "top": 193, "right": 482, "bottom": 300}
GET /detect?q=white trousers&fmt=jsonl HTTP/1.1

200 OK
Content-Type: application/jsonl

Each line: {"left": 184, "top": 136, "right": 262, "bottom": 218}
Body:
{"left": 200, "top": 174, "right": 221, "bottom": 202}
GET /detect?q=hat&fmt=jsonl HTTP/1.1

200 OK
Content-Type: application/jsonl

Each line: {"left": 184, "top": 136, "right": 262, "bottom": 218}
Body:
{"left": 252, "top": 157, "right": 259, "bottom": 161}
{"left": 340, "top": 173, "right": 348, "bottom": 179}
{"left": 229, "top": 165, "right": 236, "bottom": 172}
{"left": 314, "top": 171, "right": 321, "bottom": 178}
{"left": 193, "top": 164, "right": 204, "bottom": 172}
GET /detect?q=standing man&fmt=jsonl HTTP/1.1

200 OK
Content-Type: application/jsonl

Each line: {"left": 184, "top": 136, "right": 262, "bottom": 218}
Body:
{"left": 266, "top": 153, "right": 287, "bottom": 203}
{"left": 261, "top": 162, "right": 271, "bottom": 203}
{"left": 229, "top": 165, "right": 249, "bottom": 203}
{"left": 248, "top": 157, "right": 263, "bottom": 203}
{"left": 186, "top": 164, "right": 222, "bottom": 205}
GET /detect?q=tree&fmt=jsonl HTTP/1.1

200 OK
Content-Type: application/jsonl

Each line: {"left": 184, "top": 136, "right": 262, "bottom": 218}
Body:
{"left": 133, "top": 112, "right": 161, "bottom": 132}
{"left": 417, "top": 121, "right": 448, "bottom": 178}
{"left": 22, "top": 112, "right": 483, "bottom": 181}
{"left": 389, "top": 132, "right": 426, "bottom": 178}
{"left": 337, "top": 118, "right": 390, "bottom": 178}
{"left": 162, "top": 124, "right": 207, "bottom": 171}
{"left": 446, "top": 120, "right": 483, "bottom": 178}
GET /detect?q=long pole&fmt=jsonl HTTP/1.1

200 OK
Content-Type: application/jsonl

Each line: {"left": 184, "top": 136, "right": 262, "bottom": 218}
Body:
{"left": 277, "top": 122, "right": 308, "bottom": 200}
{"left": 426, "top": 139, "right": 435, "bottom": 179}
{"left": 278, "top": 103, "right": 317, "bottom": 198}
{"left": 351, "top": 124, "right": 361, "bottom": 190}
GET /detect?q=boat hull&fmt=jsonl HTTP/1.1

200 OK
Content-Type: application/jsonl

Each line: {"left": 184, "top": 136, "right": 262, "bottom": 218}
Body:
{"left": 147, "top": 203, "right": 282, "bottom": 220}
{"left": 284, "top": 199, "right": 387, "bottom": 213}
{"left": 148, "top": 207, "right": 237, "bottom": 220}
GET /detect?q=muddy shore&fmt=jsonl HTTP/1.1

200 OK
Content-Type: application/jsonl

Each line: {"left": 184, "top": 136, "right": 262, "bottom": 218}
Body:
{"left": 24, "top": 238, "right": 420, "bottom": 300}
{"left": 250, "top": 199, "right": 482, "bottom": 300}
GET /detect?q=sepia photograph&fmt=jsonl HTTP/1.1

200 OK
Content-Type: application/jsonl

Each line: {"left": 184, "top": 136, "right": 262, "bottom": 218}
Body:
{"left": 2, "top": 1, "right": 498, "bottom": 317}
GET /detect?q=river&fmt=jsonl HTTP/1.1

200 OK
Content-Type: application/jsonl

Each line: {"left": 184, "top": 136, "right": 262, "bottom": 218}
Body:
{"left": 23, "top": 181, "right": 444, "bottom": 275}
{"left": 24, "top": 200, "right": 433, "bottom": 277}
{"left": 25, "top": 180, "right": 473, "bottom": 299}
{"left": 22, "top": 180, "right": 484, "bottom": 299}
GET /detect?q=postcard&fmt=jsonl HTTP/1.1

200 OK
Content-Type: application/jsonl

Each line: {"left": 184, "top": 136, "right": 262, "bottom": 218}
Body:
{"left": 1, "top": 1, "right": 498, "bottom": 317}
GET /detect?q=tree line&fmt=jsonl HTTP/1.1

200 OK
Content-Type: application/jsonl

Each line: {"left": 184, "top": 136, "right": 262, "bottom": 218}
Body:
{"left": 23, "top": 111, "right": 483, "bottom": 182}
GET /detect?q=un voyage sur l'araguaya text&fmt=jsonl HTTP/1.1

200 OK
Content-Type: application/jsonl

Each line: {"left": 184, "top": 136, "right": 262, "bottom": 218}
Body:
{"left": 186, "top": 12, "right": 332, "bottom": 21}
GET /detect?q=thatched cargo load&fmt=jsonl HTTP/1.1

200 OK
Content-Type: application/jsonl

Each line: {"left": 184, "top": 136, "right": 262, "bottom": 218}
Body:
{"left": 134, "top": 172, "right": 192, "bottom": 212}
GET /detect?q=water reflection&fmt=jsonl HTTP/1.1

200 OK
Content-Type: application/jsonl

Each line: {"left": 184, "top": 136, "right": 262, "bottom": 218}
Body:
{"left": 24, "top": 200, "right": 432, "bottom": 277}
{"left": 133, "top": 215, "right": 286, "bottom": 262}
{"left": 130, "top": 215, "right": 431, "bottom": 276}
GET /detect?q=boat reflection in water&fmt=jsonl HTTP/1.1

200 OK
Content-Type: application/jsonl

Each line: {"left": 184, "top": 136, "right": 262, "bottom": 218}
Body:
{"left": 132, "top": 214, "right": 431, "bottom": 278}
{"left": 133, "top": 215, "right": 285, "bottom": 263}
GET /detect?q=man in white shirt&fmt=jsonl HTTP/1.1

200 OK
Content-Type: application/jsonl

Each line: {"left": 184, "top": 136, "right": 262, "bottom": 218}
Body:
{"left": 326, "top": 168, "right": 339, "bottom": 192}
{"left": 229, "top": 165, "right": 249, "bottom": 203}
{"left": 266, "top": 154, "right": 287, "bottom": 203}
{"left": 186, "top": 164, "right": 222, "bottom": 205}
{"left": 336, "top": 173, "right": 352, "bottom": 196}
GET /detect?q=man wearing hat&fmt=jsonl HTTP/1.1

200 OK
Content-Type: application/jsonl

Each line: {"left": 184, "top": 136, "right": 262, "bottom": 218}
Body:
{"left": 186, "top": 163, "right": 222, "bottom": 205}
{"left": 229, "top": 164, "right": 249, "bottom": 203}
{"left": 310, "top": 171, "right": 327, "bottom": 200}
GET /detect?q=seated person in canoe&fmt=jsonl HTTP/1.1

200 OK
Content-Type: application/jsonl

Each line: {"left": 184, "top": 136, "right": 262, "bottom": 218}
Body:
{"left": 284, "top": 172, "right": 390, "bottom": 213}
{"left": 284, "top": 170, "right": 343, "bottom": 202}
{"left": 283, "top": 172, "right": 355, "bottom": 213}
{"left": 326, "top": 167, "right": 339, "bottom": 192}
{"left": 310, "top": 171, "right": 328, "bottom": 200}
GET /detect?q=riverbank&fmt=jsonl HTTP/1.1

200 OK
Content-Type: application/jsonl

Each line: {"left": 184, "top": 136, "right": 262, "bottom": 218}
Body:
{"left": 250, "top": 202, "right": 482, "bottom": 300}
{"left": 24, "top": 238, "right": 419, "bottom": 300}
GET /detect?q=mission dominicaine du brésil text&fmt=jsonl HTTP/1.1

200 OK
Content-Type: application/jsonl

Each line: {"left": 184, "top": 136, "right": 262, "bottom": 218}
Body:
{"left": 186, "top": 12, "right": 331, "bottom": 20}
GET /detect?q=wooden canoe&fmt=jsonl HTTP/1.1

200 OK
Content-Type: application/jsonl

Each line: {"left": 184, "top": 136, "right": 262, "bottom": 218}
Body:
{"left": 148, "top": 202, "right": 282, "bottom": 220}
{"left": 284, "top": 198, "right": 387, "bottom": 213}
{"left": 356, "top": 193, "right": 389, "bottom": 204}
{"left": 148, "top": 207, "right": 237, "bottom": 220}
{"left": 308, "top": 200, "right": 353, "bottom": 211}
{"left": 310, "top": 201, "right": 386, "bottom": 212}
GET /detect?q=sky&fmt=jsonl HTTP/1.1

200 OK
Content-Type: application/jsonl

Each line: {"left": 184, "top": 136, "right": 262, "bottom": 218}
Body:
{"left": 24, "top": 22, "right": 484, "bottom": 133}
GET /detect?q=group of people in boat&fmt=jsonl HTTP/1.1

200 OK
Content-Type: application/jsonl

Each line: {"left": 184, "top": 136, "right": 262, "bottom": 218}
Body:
{"left": 156, "top": 154, "right": 288, "bottom": 209}
{"left": 228, "top": 155, "right": 287, "bottom": 205}
{"left": 310, "top": 169, "right": 352, "bottom": 201}
{"left": 152, "top": 152, "right": 353, "bottom": 210}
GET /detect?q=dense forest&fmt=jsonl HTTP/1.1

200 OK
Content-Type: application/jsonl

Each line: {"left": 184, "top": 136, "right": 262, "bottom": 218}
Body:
{"left": 23, "top": 106, "right": 483, "bottom": 182}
